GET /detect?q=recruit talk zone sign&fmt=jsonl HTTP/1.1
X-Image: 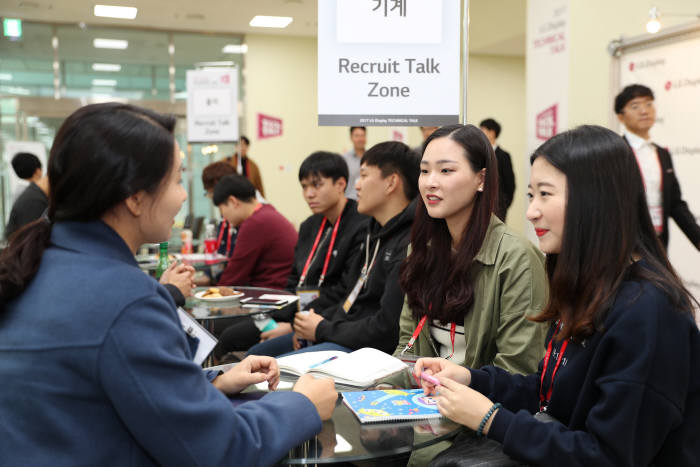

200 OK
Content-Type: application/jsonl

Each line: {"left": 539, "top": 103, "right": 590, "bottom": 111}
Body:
{"left": 318, "top": 0, "right": 460, "bottom": 126}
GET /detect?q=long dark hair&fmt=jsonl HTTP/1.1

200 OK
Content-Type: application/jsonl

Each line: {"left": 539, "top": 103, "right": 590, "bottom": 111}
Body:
{"left": 530, "top": 125, "right": 697, "bottom": 341}
{"left": 0, "top": 103, "right": 176, "bottom": 310}
{"left": 400, "top": 124, "right": 498, "bottom": 323}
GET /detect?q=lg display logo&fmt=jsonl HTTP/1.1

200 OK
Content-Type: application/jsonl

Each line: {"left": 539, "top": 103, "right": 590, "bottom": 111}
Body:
{"left": 627, "top": 58, "right": 665, "bottom": 72}
{"left": 536, "top": 104, "right": 558, "bottom": 141}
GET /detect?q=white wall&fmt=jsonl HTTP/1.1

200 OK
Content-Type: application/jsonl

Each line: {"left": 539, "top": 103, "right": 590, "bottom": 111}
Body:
{"left": 568, "top": 0, "right": 694, "bottom": 127}
{"left": 466, "top": 54, "right": 526, "bottom": 233}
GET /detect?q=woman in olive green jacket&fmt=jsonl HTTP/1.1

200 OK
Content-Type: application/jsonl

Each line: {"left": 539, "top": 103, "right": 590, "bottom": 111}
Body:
{"left": 395, "top": 124, "right": 547, "bottom": 466}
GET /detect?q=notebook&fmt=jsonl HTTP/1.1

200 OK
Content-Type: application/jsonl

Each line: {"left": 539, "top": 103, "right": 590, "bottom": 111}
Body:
{"left": 342, "top": 388, "right": 443, "bottom": 423}
{"left": 276, "top": 347, "right": 408, "bottom": 387}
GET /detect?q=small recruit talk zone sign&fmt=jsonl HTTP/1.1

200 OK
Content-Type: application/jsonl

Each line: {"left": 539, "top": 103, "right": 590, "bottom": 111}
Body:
{"left": 318, "top": 0, "right": 460, "bottom": 127}
{"left": 186, "top": 69, "right": 239, "bottom": 143}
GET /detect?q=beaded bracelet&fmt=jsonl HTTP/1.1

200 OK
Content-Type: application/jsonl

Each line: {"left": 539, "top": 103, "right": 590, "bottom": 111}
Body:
{"left": 476, "top": 402, "right": 502, "bottom": 437}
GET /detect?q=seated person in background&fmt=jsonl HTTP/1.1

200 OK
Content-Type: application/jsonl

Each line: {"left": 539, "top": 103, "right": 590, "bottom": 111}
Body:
{"left": 212, "top": 151, "right": 368, "bottom": 359}
{"left": 9, "top": 151, "right": 42, "bottom": 204}
{"left": 416, "top": 125, "right": 700, "bottom": 467}
{"left": 214, "top": 174, "right": 297, "bottom": 288}
{"left": 201, "top": 161, "right": 238, "bottom": 258}
{"left": 5, "top": 155, "right": 49, "bottom": 240}
{"left": 225, "top": 135, "right": 265, "bottom": 199}
{"left": 247, "top": 141, "right": 420, "bottom": 357}
{"left": 394, "top": 124, "right": 547, "bottom": 466}
{"left": 0, "top": 102, "right": 336, "bottom": 466}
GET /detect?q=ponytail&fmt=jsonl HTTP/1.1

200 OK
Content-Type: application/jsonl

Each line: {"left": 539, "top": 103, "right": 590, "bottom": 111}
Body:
{"left": 0, "top": 218, "right": 52, "bottom": 310}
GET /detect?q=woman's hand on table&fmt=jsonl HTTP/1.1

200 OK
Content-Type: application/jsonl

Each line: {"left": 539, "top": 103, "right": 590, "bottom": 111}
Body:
{"left": 260, "top": 322, "right": 292, "bottom": 342}
{"left": 159, "top": 262, "right": 195, "bottom": 297}
{"left": 413, "top": 357, "right": 470, "bottom": 394}
{"left": 213, "top": 355, "right": 280, "bottom": 394}
{"left": 293, "top": 374, "right": 337, "bottom": 421}
{"left": 433, "top": 376, "right": 497, "bottom": 434}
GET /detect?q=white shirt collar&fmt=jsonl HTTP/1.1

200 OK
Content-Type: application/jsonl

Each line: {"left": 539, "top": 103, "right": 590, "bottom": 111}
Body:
{"left": 492, "top": 143, "right": 498, "bottom": 151}
{"left": 623, "top": 129, "right": 652, "bottom": 150}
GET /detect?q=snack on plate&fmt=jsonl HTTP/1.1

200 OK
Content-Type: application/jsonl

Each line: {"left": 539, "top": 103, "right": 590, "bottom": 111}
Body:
{"left": 218, "top": 286, "right": 237, "bottom": 296}
{"left": 200, "top": 286, "right": 239, "bottom": 298}
{"left": 201, "top": 287, "right": 222, "bottom": 298}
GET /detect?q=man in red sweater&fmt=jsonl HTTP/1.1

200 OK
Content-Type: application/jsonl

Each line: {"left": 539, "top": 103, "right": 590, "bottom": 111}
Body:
{"left": 213, "top": 174, "right": 297, "bottom": 288}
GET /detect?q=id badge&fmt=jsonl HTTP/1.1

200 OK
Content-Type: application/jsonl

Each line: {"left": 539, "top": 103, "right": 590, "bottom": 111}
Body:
{"left": 342, "top": 274, "right": 367, "bottom": 313}
{"left": 649, "top": 206, "right": 663, "bottom": 233}
{"left": 296, "top": 287, "right": 320, "bottom": 312}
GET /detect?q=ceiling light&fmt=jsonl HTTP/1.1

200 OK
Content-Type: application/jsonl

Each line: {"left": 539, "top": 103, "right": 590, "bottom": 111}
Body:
{"left": 93, "top": 63, "right": 122, "bottom": 72}
{"left": 646, "top": 7, "right": 661, "bottom": 34}
{"left": 94, "top": 5, "right": 138, "bottom": 20}
{"left": 92, "top": 78, "right": 117, "bottom": 86}
{"left": 249, "top": 15, "right": 293, "bottom": 28}
{"left": 93, "top": 38, "right": 128, "bottom": 49}
{"left": 0, "top": 73, "right": 12, "bottom": 81}
{"left": 222, "top": 44, "right": 248, "bottom": 54}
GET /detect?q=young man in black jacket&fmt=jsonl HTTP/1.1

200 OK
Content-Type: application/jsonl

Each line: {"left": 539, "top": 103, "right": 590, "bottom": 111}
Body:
{"left": 248, "top": 141, "right": 420, "bottom": 357}
{"left": 212, "top": 151, "right": 368, "bottom": 359}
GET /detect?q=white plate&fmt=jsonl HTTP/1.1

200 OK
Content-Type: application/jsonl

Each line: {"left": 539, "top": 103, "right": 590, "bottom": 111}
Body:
{"left": 194, "top": 290, "right": 244, "bottom": 302}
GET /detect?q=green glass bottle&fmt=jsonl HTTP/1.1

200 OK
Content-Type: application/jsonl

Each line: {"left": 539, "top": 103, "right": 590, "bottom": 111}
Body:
{"left": 155, "top": 242, "right": 169, "bottom": 279}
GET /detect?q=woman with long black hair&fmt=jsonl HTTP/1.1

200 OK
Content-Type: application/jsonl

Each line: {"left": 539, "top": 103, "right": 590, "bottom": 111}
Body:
{"left": 395, "top": 124, "right": 548, "bottom": 466}
{"left": 396, "top": 124, "right": 547, "bottom": 373}
{"left": 0, "top": 103, "right": 336, "bottom": 466}
{"left": 417, "top": 125, "right": 700, "bottom": 466}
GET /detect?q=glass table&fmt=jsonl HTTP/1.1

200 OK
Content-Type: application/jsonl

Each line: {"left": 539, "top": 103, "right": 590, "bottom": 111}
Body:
{"left": 282, "top": 387, "right": 461, "bottom": 465}
{"left": 206, "top": 363, "right": 462, "bottom": 466}
{"left": 185, "top": 286, "right": 299, "bottom": 320}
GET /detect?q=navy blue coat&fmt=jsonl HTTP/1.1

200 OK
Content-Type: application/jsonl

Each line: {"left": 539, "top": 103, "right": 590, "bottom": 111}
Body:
{"left": 0, "top": 221, "right": 320, "bottom": 466}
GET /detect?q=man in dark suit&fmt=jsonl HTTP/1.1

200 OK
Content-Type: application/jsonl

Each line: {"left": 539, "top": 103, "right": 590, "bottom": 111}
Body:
{"left": 615, "top": 84, "right": 700, "bottom": 251}
{"left": 480, "top": 118, "right": 515, "bottom": 221}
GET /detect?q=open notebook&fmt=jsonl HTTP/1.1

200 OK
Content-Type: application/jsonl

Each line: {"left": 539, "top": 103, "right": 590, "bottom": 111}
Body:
{"left": 276, "top": 347, "right": 408, "bottom": 387}
{"left": 342, "top": 388, "right": 442, "bottom": 423}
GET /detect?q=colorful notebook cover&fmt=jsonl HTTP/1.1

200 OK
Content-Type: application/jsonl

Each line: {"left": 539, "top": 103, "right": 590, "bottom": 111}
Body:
{"left": 342, "top": 389, "right": 442, "bottom": 423}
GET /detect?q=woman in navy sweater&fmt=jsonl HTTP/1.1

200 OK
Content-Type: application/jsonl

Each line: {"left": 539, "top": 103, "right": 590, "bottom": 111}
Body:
{"left": 415, "top": 125, "right": 699, "bottom": 466}
{"left": 0, "top": 103, "right": 336, "bottom": 467}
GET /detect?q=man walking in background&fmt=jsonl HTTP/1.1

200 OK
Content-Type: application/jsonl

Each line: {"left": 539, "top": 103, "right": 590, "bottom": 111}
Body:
{"left": 615, "top": 84, "right": 700, "bottom": 251}
{"left": 480, "top": 118, "right": 515, "bottom": 222}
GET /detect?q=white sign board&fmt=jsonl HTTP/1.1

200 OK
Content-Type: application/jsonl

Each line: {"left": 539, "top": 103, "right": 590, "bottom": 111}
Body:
{"left": 618, "top": 36, "right": 700, "bottom": 304}
{"left": 526, "top": 0, "right": 569, "bottom": 155}
{"left": 318, "top": 0, "right": 460, "bottom": 126}
{"left": 186, "top": 69, "right": 239, "bottom": 142}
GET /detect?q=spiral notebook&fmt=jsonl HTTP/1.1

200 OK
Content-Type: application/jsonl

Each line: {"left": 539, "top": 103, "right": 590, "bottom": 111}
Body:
{"left": 276, "top": 347, "right": 407, "bottom": 388}
{"left": 342, "top": 388, "right": 442, "bottom": 423}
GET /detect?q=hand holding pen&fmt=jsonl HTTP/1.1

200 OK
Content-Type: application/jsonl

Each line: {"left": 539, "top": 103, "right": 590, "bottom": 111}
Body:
{"left": 413, "top": 357, "right": 471, "bottom": 394}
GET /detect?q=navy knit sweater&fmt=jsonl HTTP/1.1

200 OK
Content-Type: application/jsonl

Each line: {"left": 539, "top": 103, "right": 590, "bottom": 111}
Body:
{"left": 470, "top": 275, "right": 700, "bottom": 466}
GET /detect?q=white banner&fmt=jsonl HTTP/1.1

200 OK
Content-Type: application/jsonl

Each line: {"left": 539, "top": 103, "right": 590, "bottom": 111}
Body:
{"left": 318, "top": 0, "right": 460, "bottom": 126}
{"left": 526, "top": 0, "right": 569, "bottom": 157}
{"left": 619, "top": 37, "right": 700, "bottom": 302}
{"left": 186, "top": 69, "right": 239, "bottom": 143}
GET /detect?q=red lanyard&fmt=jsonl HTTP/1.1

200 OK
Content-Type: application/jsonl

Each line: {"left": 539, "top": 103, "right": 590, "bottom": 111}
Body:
{"left": 402, "top": 307, "right": 456, "bottom": 359}
{"left": 298, "top": 212, "right": 342, "bottom": 287}
{"left": 539, "top": 321, "right": 569, "bottom": 411}
{"left": 215, "top": 221, "right": 233, "bottom": 256}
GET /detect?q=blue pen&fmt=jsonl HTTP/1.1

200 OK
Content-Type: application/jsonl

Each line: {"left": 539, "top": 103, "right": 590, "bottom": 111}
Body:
{"left": 309, "top": 355, "right": 338, "bottom": 369}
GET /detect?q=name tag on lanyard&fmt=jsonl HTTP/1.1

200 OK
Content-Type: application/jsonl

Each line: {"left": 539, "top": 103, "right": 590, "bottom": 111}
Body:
{"left": 342, "top": 237, "right": 380, "bottom": 313}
